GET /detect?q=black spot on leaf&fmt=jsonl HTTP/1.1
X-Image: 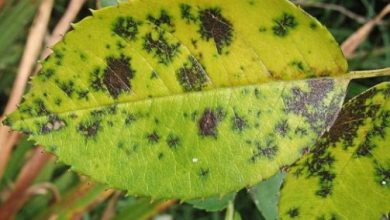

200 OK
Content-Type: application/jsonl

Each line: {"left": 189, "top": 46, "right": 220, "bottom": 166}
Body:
{"left": 199, "top": 109, "right": 218, "bottom": 137}
{"left": 199, "top": 8, "right": 233, "bottom": 54}
{"left": 147, "top": 131, "right": 160, "bottom": 144}
{"left": 143, "top": 32, "right": 181, "bottom": 65}
{"left": 232, "top": 113, "right": 248, "bottom": 132}
{"left": 283, "top": 79, "right": 339, "bottom": 134}
{"left": 39, "top": 68, "right": 55, "bottom": 81}
{"left": 90, "top": 68, "right": 104, "bottom": 91}
{"left": 112, "top": 16, "right": 140, "bottom": 41}
{"left": 147, "top": 10, "right": 174, "bottom": 30}
{"left": 199, "top": 168, "right": 210, "bottom": 178}
{"left": 78, "top": 120, "right": 101, "bottom": 138}
{"left": 58, "top": 80, "right": 75, "bottom": 97}
{"left": 40, "top": 115, "right": 66, "bottom": 134}
{"left": 125, "top": 114, "right": 137, "bottom": 126}
{"left": 176, "top": 56, "right": 208, "bottom": 92}
{"left": 251, "top": 139, "right": 279, "bottom": 162}
{"left": 327, "top": 88, "right": 381, "bottom": 149}
{"left": 272, "top": 13, "right": 298, "bottom": 37}
{"left": 375, "top": 163, "right": 390, "bottom": 187}
{"left": 166, "top": 134, "right": 180, "bottom": 149}
{"left": 287, "top": 207, "right": 299, "bottom": 218}
{"left": 33, "top": 99, "right": 50, "bottom": 116}
{"left": 180, "top": 4, "right": 196, "bottom": 23}
{"left": 103, "top": 55, "right": 135, "bottom": 99}
{"left": 275, "top": 120, "right": 289, "bottom": 136}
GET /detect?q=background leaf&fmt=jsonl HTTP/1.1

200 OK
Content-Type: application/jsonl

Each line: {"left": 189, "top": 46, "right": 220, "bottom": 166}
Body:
{"left": 248, "top": 171, "right": 286, "bottom": 220}
{"left": 279, "top": 82, "right": 390, "bottom": 219}
{"left": 187, "top": 192, "right": 236, "bottom": 212}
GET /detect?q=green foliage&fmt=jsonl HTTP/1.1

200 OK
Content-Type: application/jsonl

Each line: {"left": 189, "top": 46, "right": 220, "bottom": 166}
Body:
{"left": 279, "top": 82, "right": 390, "bottom": 219}
{"left": 187, "top": 192, "right": 236, "bottom": 212}
{"left": 248, "top": 172, "right": 286, "bottom": 220}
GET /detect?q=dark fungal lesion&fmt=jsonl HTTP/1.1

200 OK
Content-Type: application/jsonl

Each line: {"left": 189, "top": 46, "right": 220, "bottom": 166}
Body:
{"left": 199, "top": 7, "right": 234, "bottom": 54}
{"left": 374, "top": 163, "right": 390, "bottom": 187}
{"left": 275, "top": 119, "right": 289, "bottom": 137}
{"left": 112, "top": 16, "right": 141, "bottom": 41}
{"left": 33, "top": 99, "right": 50, "bottom": 116}
{"left": 77, "top": 90, "right": 89, "bottom": 100}
{"left": 355, "top": 110, "right": 389, "bottom": 157}
{"left": 199, "top": 168, "right": 210, "bottom": 179}
{"left": 90, "top": 67, "right": 104, "bottom": 91}
{"left": 143, "top": 31, "right": 181, "bottom": 65}
{"left": 283, "top": 79, "right": 341, "bottom": 134}
{"left": 231, "top": 112, "right": 248, "bottom": 133}
{"left": 157, "top": 152, "right": 164, "bottom": 160}
{"left": 302, "top": 138, "right": 337, "bottom": 198}
{"left": 38, "top": 68, "right": 55, "bottom": 81}
{"left": 287, "top": 207, "right": 300, "bottom": 218}
{"left": 176, "top": 56, "right": 208, "bottom": 92}
{"left": 198, "top": 108, "right": 219, "bottom": 137}
{"left": 147, "top": 9, "right": 174, "bottom": 31}
{"left": 166, "top": 134, "right": 180, "bottom": 149}
{"left": 103, "top": 54, "right": 135, "bottom": 99}
{"left": 77, "top": 120, "right": 101, "bottom": 139}
{"left": 180, "top": 4, "right": 196, "bottom": 23}
{"left": 272, "top": 12, "right": 298, "bottom": 37}
{"left": 250, "top": 138, "right": 279, "bottom": 162}
{"left": 326, "top": 87, "right": 381, "bottom": 149}
{"left": 146, "top": 131, "right": 160, "bottom": 144}
{"left": 309, "top": 21, "right": 318, "bottom": 30}
{"left": 124, "top": 113, "right": 137, "bottom": 126}
{"left": 53, "top": 49, "right": 64, "bottom": 66}
{"left": 40, "top": 114, "right": 66, "bottom": 134}
{"left": 57, "top": 80, "right": 75, "bottom": 97}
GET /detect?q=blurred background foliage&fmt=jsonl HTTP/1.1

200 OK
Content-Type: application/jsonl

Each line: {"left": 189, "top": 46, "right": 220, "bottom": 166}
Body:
{"left": 0, "top": 0, "right": 389, "bottom": 219}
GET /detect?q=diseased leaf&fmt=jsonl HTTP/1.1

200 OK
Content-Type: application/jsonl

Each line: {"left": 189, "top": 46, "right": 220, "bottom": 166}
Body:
{"left": 187, "top": 192, "right": 236, "bottom": 212}
{"left": 248, "top": 172, "right": 286, "bottom": 220}
{"left": 279, "top": 82, "right": 390, "bottom": 219}
{"left": 3, "top": 0, "right": 389, "bottom": 199}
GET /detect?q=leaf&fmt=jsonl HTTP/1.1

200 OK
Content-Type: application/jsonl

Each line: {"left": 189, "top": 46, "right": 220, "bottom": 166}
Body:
{"left": 248, "top": 172, "right": 286, "bottom": 220}
{"left": 113, "top": 198, "right": 175, "bottom": 220}
{"left": 98, "top": 0, "right": 129, "bottom": 8}
{"left": 279, "top": 82, "right": 390, "bottom": 219}
{"left": 3, "top": 0, "right": 389, "bottom": 199}
{"left": 187, "top": 192, "right": 236, "bottom": 212}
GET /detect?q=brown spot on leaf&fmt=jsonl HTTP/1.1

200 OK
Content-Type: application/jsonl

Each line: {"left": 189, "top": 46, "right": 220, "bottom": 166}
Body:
{"left": 199, "top": 109, "right": 218, "bottom": 137}
{"left": 112, "top": 16, "right": 140, "bottom": 41}
{"left": 147, "top": 131, "right": 160, "bottom": 144}
{"left": 78, "top": 120, "right": 101, "bottom": 138}
{"left": 199, "top": 8, "right": 233, "bottom": 54}
{"left": 176, "top": 56, "right": 208, "bottom": 92}
{"left": 103, "top": 55, "right": 135, "bottom": 99}
{"left": 232, "top": 113, "right": 248, "bottom": 132}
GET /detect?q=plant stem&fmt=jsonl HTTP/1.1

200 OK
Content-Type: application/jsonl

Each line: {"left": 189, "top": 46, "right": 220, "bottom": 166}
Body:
{"left": 225, "top": 201, "right": 235, "bottom": 220}
{"left": 345, "top": 67, "right": 390, "bottom": 80}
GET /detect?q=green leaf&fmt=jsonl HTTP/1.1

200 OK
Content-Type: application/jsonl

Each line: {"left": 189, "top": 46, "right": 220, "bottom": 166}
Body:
{"left": 279, "top": 82, "right": 390, "bottom": 219}
{"left": 3, "top": 0, "right": 389, "bottom": 199}
{"left": 248, "top": 172, "right": 286, "bottom": 220}
{"left": 113, "top": 198, "right": 174, "bottom": 220}
{"left": 187, "top": 192, "right": 236, "bottom": 212}
{"left": 98, "top": 0, "right": 128, "bottom": 8}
